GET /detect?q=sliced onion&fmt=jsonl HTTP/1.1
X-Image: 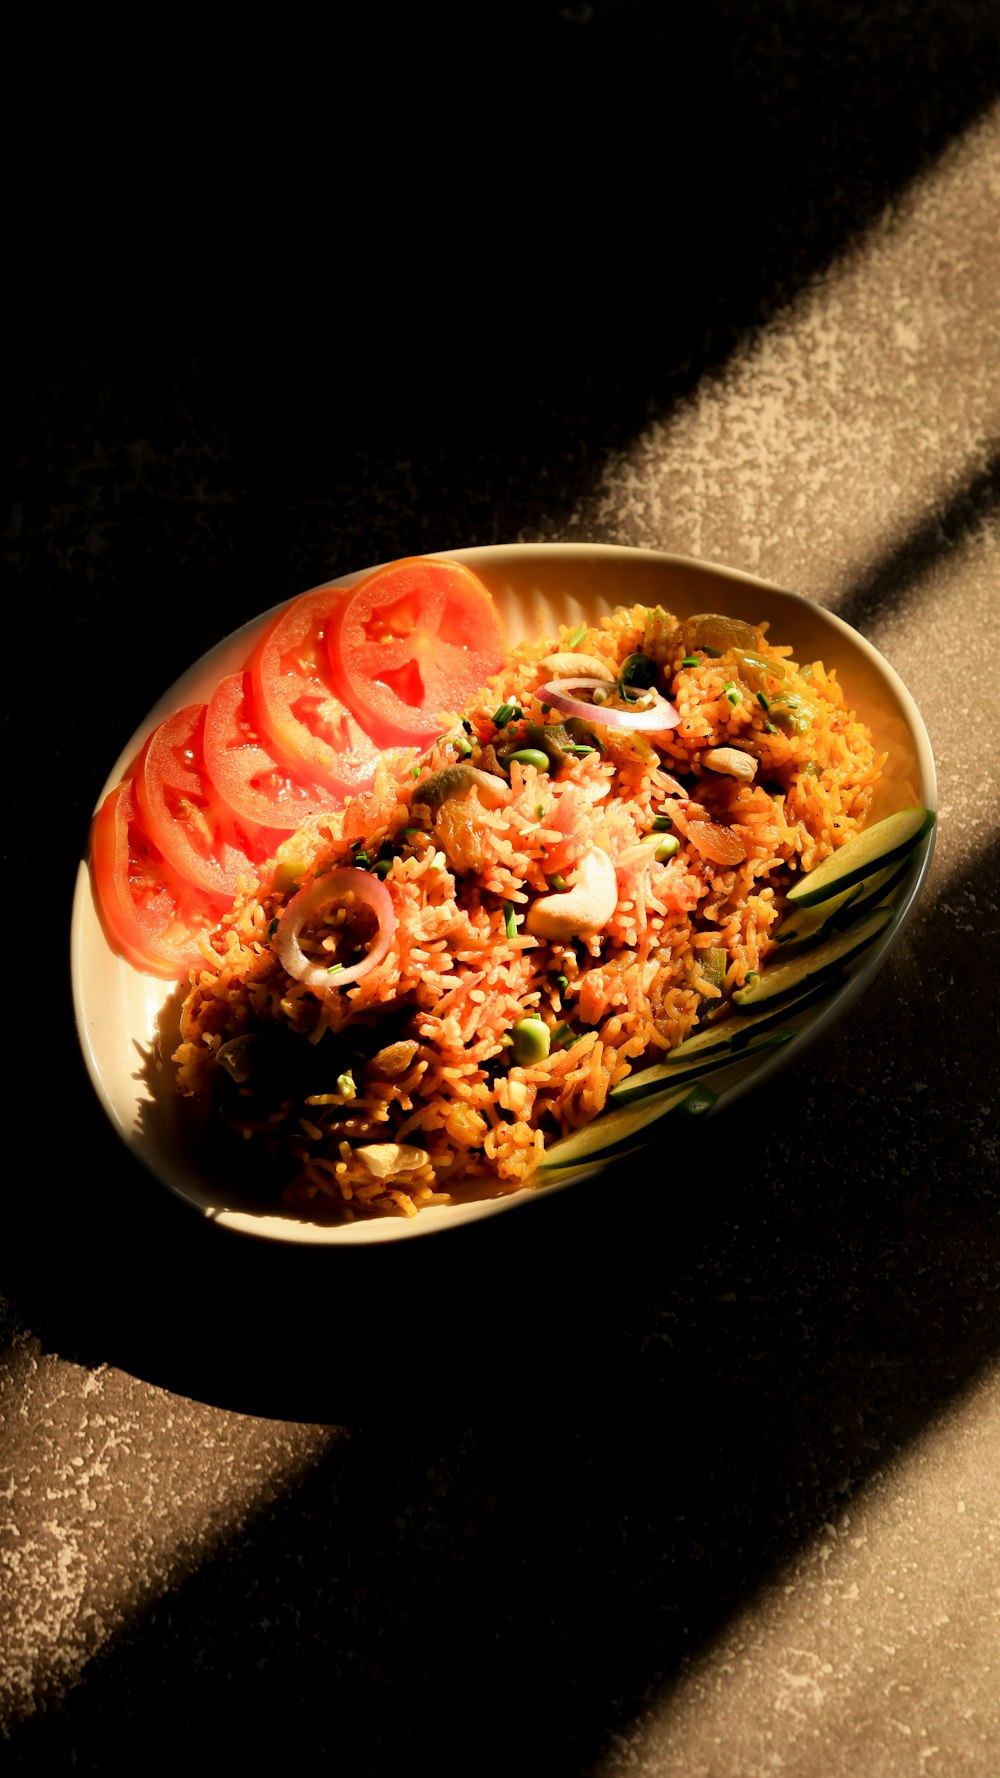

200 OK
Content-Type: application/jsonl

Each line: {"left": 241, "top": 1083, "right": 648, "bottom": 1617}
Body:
{"left": 541, "top": 677, "right": 681, "bottom": 733}
{"left": 275, "top": 865, "right": 396, "bottom": 994}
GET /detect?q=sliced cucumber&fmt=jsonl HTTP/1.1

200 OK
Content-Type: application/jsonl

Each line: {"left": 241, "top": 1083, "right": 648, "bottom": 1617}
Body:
{"left": 663, "top": 977, "right": 837, "bottom": 1059}
{"left": 733, "top": 905, "right": 892, "bottom": 1010}
{"left": 537, "top": 1079, "right": 717, "bottom": 1172}
{"left": 774, "top": 856, "right": 910, "bottom": 950}
{"left": 609, "top": 1028, "right": 795, "bottom": 1104}
{"left": 786, "top": 807, "right": 934, "bottom": 908}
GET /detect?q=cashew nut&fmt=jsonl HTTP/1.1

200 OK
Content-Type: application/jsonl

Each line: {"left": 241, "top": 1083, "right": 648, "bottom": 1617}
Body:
{"left": 702, "top": 747, "right": 757, "bottom": 783}
{"left": 412, "top": 763, "right": 509, "bottom": 810}
{"left": 525, "top": 845, "right": 619, "bottom": 940}
{"left": 538, "top": 651, "right": 616, "bottom": 680}
{"left": 355, "top": 1143, "right": 430, "bottom": 1181}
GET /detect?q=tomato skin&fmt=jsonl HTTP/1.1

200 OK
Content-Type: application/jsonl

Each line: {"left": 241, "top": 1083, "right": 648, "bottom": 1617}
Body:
{"left": 325, "top": 556, "right": 506, "bottom": 747}
{"left": 90, "top": 781, "right": 216, "bottom": 979}
{"left": 135, "top": 703, "right": 282, "bottom": 903}
{"left": 203, "top": 671, "right": 335, "bottom": 833}
{"left": 249, "top": 586, "right": 384, "bottom": 798}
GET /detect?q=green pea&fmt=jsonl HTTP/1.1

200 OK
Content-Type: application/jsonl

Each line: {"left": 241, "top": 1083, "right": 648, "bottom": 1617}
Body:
{"left": 655, "top": 835, "right": 680, "bottom": 860}
{"left": 510, "top": 1018, "right": 551, "bottom": 1065}
{"left": 507, "top": 748, "right": 551, "bottom": 772}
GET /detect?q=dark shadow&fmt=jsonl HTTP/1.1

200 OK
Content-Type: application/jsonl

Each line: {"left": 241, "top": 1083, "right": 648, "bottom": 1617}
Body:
{"left": 7, "top": 6, "right": 1000, "bottom": 767}
{"left": 833, "top": 448, "right": 1000, "bottom": 635}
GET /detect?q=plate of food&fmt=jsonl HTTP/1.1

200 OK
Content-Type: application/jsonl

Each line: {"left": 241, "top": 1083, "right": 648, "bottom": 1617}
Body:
{"left": 71, "top": 543, "right": 937, "bottom": 1245}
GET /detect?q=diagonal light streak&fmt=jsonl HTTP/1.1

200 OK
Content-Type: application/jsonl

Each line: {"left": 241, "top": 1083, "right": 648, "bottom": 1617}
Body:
{"left": 557, "top": 102, "right": 999, "bottom": 613}
{"left": 590, "top": 1362, "right": 1000, "bottom": 1777}
{"left": 0, "top": 1335, "right": 343, "bottom": 1729}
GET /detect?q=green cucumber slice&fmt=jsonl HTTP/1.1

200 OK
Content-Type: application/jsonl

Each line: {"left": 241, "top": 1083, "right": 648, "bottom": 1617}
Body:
{"left": 774, "top": 856, "right": 910, "bottom": 950}
{"left": 786, "top": 807, "right": 934, "bottom": 907}
{"left": 609, "top": 1028, "right": 795, "bottom": 1104}
{"left": 537, "top": 1080, "right": 717, "bottom": 1172}
{"left": 662, "top": 977, "right": 838, "bottom": 1060}
{"left": 733, "top": 905, "right": 892, "bottom": 1009}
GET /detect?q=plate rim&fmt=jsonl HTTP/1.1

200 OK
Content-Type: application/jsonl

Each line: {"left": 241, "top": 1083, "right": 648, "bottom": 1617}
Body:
{"left": 71, "top": 542, "right": 938, "bottom": 1247}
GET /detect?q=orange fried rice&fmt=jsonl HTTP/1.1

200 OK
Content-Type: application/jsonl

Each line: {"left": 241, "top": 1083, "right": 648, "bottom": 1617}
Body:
{"left": 172, "top": 602, "right": 885, "bottom": 1220}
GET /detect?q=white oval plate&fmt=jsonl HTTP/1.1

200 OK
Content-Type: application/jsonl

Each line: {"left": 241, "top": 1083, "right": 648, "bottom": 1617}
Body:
{"left": 71, "top": 544, "right": 937, "bottom": 1246}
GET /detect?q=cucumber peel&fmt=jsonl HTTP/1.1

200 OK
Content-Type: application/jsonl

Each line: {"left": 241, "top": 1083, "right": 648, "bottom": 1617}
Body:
{"left": 663, "top": 977, "right": 838, "bottom": 1058}
{"left": 537, "top": 1079, "right": 717, "bottom": 1172}
{"left": 774, "top": 856, "right": 910, "bottom": 950}
{"left": 733, "top": 905, "right": 892, "bottom": 1010}
{"left": 609, "top": 1027, "right": 794, "bottom": 1104}
{"left": 786, "top": 806, "right": 934, "bottom": 908}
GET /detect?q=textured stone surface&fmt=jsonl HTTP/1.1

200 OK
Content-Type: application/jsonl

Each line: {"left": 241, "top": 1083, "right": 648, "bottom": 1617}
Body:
{"left": 4, "top": 4, "right": 1000, "bottom": 1770}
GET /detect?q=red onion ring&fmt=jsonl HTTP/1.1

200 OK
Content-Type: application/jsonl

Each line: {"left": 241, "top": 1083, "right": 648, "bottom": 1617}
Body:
{"left": 276, "top": 866, "right": 396, "bottom": 995}
{"left": 540, "top": 677, "right": 681, "bottom": 732}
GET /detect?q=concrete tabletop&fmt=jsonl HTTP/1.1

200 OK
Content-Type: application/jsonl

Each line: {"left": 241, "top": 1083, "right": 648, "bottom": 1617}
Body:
{"left": 5, "top": 5, "right": 1000, "bottom": 1771}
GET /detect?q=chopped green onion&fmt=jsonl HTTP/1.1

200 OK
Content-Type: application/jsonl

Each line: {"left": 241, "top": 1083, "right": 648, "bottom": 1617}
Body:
{"left": 535, "top": 803, "right": 545, "bottom": 818}
{"left": 503, "top": 902, "right": 518, "bottom": 939}
{"left": 541, "top": 703, "right": 552, "bottom": 715}
{"left": 548, "top": 873, "right": 568, "bottom": 892}
{"left": 493, "top": 702, "right": 522, "bottom": 728}
{"left": 402, "top": 826, "right": 423, "bottom": 837}
{"left": 461, "top": 718, "right": 474, "bottom": 734}
{"left": 411, "top": 765, "right": 420, "bottom": 779}
{"left": 757, "top": 691, "right": 771, "bottom": 712}
{"left": 336, "top": 1070, "right": 356, "bottom": 1098}
{"left": 723, "top": 682, "right": 739, "bottom": 706}
{"left": 352, "top": 850, "right": 370, "bottom": 867}
{"left": 326, "top": 962, "right": 344, "bottom": 976}
{"left": 550, "top": 1022, "right": 581, "bottom": 1050}
{"left": 563, "top": 742, "right": 595, "bottom": 757}
{"left": 554, "top": 973, "right": 568, "bottom": 993}
{"left": 565, "top": 623, "right": 587, "bottom": 647}
{"left": 652, "top": 813, "right": 673, "bottom": 832}
{"left": 266, "top": 917, "right": 279, "bottom": 939}
{"left": 681, "top": 655, "right": 700, "bottom": 668}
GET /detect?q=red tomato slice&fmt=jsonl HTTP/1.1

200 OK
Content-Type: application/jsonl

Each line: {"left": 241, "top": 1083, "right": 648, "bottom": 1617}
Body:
{"left": 249, "top": 586, "right": 384, "bottom": 797}
{"left": 90, "top": 780, "right": 217, "bottom": 979}
{"left": 135, "top": 703, "right": 282, "bottom": 903}
{"left": 325, "top": 556, "right": 506, "bottom": 747}
{"left": 203, "top": 671, "right": 335, "bottom": 834}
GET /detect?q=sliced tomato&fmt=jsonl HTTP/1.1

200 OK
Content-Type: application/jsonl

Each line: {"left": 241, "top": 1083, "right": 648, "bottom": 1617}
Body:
{"left": 203, "top": 671, "right": 335, "bottom": 834}
{"left": 249, "top": 586, "right": 385, "bottom": 797}
{"left": 325, "top": 555, "right": 506, "bottom": 747}
{"left": 90, "top": 780, "right": 218, "bottom": 979}
{"left": 135, "top": 703, "right": 282, "bottom": 903}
